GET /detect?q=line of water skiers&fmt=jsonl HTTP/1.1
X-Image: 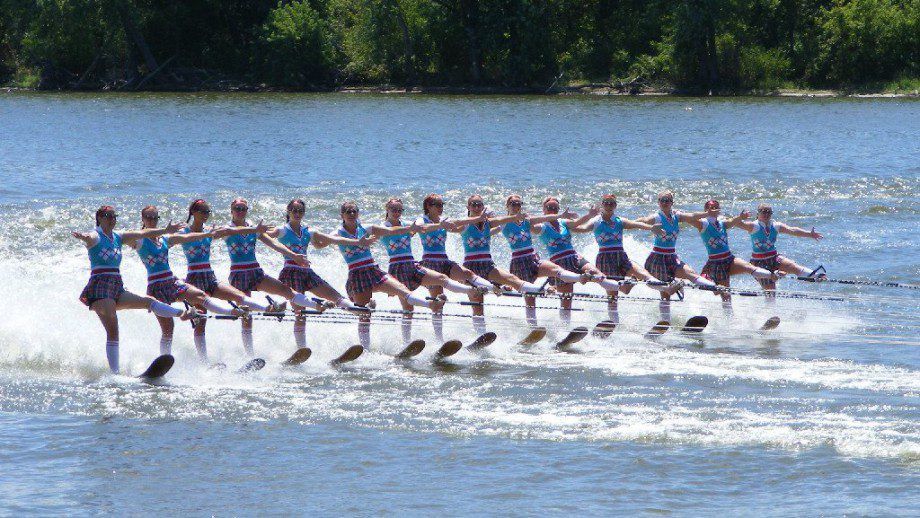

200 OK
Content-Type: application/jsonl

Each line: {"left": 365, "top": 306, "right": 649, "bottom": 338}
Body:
{"left": 74, "top": 192, "right": 824, "bottom": 373}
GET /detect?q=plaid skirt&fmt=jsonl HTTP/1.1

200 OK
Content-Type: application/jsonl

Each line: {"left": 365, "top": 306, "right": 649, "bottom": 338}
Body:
{"left": 751, "top": 255, "right": 782, "bottom": 289}
{"left": 229, "top": 268, "right": 265, "bottom": 293}
{"left": 596, "top": 250, "right": 633, "bottom": 279}
{"left": 549, "top": 254, "right": 588, "bottom": 287}
{"left": 279, "top": 266, "right": 328, "bottom": 293}
{"left": 185, "top": 270, "right": 220, "bottom": 295}
{"left": 346, "top": 266, "right": 389, "bottom": 300}
{"left": 701, "top": 255, "right": 735, "bottom": 285}
{"left": 420, "top": 258, "right": 460, "bottom": 276}
{"left": 389, "top": 261, "right": 426, "bottom": 291}
{"left": 644, "top": 252, "right": 685, "bottom": 282}
{"left": 79, "top": 274, "right": 126, "bottom": 308}
{"left": 464, "top": 260, "right": 496, "bottom": 280}
{"left": 510, "top": 254, "right": 541, "bottom": 283}
{"left": 147, "top": 277, "right": 190, "bottom": 305}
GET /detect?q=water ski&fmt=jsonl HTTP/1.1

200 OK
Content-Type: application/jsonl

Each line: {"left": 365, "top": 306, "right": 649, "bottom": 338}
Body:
{"left": 435, "top": 340, "right": 463, "bottom": 359}
{"left": 238, "top": 358, "right": 266, "bottom": 373}
{"left": 518, "top": 327, "right": 547, "bottom": 346}
{"left": 282, "top": 347, "right": 312, "bottom": 366}
{"left": 467, "top": 332, "right": 497, "bottom": 351}
{"left": 555, "top": 327, "right": 589, "bottom": 351}
{"left": 208, "top": 362, "right": 227, "bottom": 371}
{"left": 138, "top": 354, "right": 174, "bottom": 379}
{"left": 645, "top": 320, "right": 671, "bottom": 339}
{"left": 396, "top": 339, "right": 426, "bottom": 359}
{"left": 592, "top": 320, "right": 617, "bottom": 339}
{"left": 331, "top": 345, "right": 364, "bottom": 366}
{"left": 680, "top": 316, "right": 709, "bottom": 333}
{"left": 760, "top": 316, "right": 781, "bottom": 331}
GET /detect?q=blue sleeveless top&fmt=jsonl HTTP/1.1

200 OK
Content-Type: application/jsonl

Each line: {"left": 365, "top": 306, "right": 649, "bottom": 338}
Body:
{"left": 653, "top": 212, "right": 680, "bottom": 252}
{"left": 278, "top": 223, "right": 312, "bottom": 268}
{"left": 225, "top": 229, "right": 259, "bottom": 266}
{"left": 593, "top": 216, "right": 624, "bottom": 249}
{"left": 700, "top": 218, "right": 731, "bottom": 257}
{"left": 88, "top": 228, "right": 122, "bottom": 274}
{"left": 501, "top": 220, "right": 534, "bottom": 254}
{"left": 539, "top": 220, "right": 576, "bottom": 260}
{"left": 180, "top": 228, "right": 212, "bottom": 270}
{"left": 751, "top": 221, "right": 778, "bottom": 257}
{"left": 416, "top": 215, "right": 448, "bottom": 259}
{"left": 137, "top": 236, "right": 173, "bottom": 279}
{"left": 380, "top": 221, "right": 415, "bottom": 263}
{"left": 461, "top": 221, "right": 492, "bottom": 260}
{"left": 337, "top": 224, "right": 376, "bottom": 269}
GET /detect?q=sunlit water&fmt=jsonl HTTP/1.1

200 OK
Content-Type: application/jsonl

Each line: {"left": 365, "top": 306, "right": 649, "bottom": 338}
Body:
{"left": 0, "top": 92, "right": 918, "bottom": 515}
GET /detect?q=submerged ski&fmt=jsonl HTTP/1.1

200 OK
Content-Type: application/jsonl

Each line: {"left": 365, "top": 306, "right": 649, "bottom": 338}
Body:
{"left": 760, "top": 316, "right": 781, "bottom": 331}
{"left": 396, "top": 339, "right": 426, "bottom": 359}
{"left": 680, "top": 316, "right": 708, "bottom": 333}
{"left": 555, "top": 327, "right": 589, "bottom": 351}
{"left": 138, "top": 354, "right": 174, "bottom": 379}
{"left": 467, "top": 332, "right": 497, "bottom": 350}
{"left": 518, "top": 327, "right": 547, "bottom": 346}
{"left": 331, "top": 345, "right": 364, "bottom": 365}
{"left": 645, "top": 320, "right": 671, "bottom": 339}
{"left": 282, "top": 347, "right": 312, "bottom": 366}
{"left": 238, "top": 358, "right": 266, "bottom": 373}
{"left": 435, "top": 340, "right": 463, "bottom": 359}
{"left": 592, "top": 320, "right": 617, "bottom": 339}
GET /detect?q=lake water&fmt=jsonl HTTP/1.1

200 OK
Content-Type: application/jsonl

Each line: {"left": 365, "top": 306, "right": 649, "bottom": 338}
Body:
{"left": 0, "top": 92, "right": 918, "bottom": 515}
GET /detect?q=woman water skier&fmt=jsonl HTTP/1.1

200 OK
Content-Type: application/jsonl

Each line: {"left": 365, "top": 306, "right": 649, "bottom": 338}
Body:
{"left": 126, "top": 205, "right": 247, "bottom": 359}
{"left": 264, "top": 198, "right": 377, "bottom": 353}
{"left": 572, "top": 194, "right": 674, "bottom": 305}
{"left": 181, "top": 199, "right": 285, "bottom": 362}
{"left": 734, "top": 203, "right": 825, "bottom": 291}
{"left": 685, "top": 199, "right": 781, "bottom": 303}
{"left": 73, "top": 206, "right": 199, "bottom": 374}
{"left": 456, "top": 194, "right": 554, "bottom": 333}
{"left": 337, "top": 201, "right": 445, "bottom": 350}
{"left": 224, "top": 197, "right": 324, "bottom": 356}
{"left": 364, "top": 198, "right": 481, "bottom": 346}
{"left": 500, "top": 194, "right": 592, "bottom": 326}
{"left": 534, "top": 197, "right": 622, "bottom": 322}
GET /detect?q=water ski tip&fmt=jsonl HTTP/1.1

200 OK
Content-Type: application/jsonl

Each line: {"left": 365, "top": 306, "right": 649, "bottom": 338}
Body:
{"left": 331, "top": 345, "right": 364, "bottom": 366}
{"left": 681, "top": 315, "right": 709, "bottom": 333}
{"left": 556, "top": 326, "right": 589, "bottom": 350}
{"left": 592, "top": 320, "right": 617, "bottom": 339}
{"left": 760, "top": 316, "right": 781, "bottom": 331}
{"left": 238, "top": 358, "right": 266, "bottom": 373}
{"left": 435, "top": 340, "right": 463, "bottom": 359}
{"left": 645, "top": 320, "right": 671, "bottom": 338}
{"left": 138, "top": 354, "right": 174, "bottom": 379}
{"left": 396, "top": 339, "right": 426, "bottom": 359}
{"left": 282, "top": 347, "right": 312, "bottom": 366}
{"left": 518, "top": 327, "right": 547, "bottom": 346}
{"left": 467, "top": 332, "right": 497, "bottom": 350}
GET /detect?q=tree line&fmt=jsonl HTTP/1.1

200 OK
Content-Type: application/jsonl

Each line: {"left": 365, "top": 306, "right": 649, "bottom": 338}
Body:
{"left": 1, "top": 0, "right": 917, "bottom": 93}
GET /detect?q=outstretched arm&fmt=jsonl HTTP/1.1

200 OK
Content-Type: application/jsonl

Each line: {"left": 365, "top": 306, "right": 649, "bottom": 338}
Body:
{"left": 259, "top": 233, "right": 305, "bottom": 263}
{"left": 776, "top": 222, "right": 823, "bottom": 240}
{"left": 723, "top": 210, "right": 751, "bottom": 230}
{"left": 445, "top": 212, "right": 488, "bottom": 233}
{"left": 223, "top": 220, "right": 270, "bottom": 238}
{"left": 121, "top": 221, "right": 185, "bottom": 241}
{"left": 71, "top": 231, "right": 99, "bottom": 248}
{"left": 732, "top": 219, "right": 757, "bottom": 233}
{"left": 167, "top": 227, "right": 230, "bottom": 246}
{"left": 622, "top": 218, "right": 665, "bottom": 237}
{"left": 312, "top": 231, "right": 378, "bottom": 249}
{"left": 569, "top": 206, "right": 601, "bottom": 233}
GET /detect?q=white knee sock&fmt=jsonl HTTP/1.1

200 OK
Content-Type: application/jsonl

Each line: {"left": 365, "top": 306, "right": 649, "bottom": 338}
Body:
{"left": 472, "top": 315, "right": 486, "bottom": 334}
{"left": 556, "top": 270, "right": 583, "bottom": 283}
{"left": 470, "top": 276, "right": 493, "bottom": 290}
{"left": 105, "top": 340, "right": 119, "bottom": 374}
{"left": 291, "top": 293, "right": 321, "bottom": 311}
{"left": 518, "top": 281, "right": 544, "bottom": 294}
{"left": 598, "top": 278, "right": 620, "bottom": 291}
{"left": 241, "top": 296, "right": 270, "bottom": 311}
{"left": 294, "top": 319, "right": 307, "bottom": 349}
{"left": 358, "top": 321, "right": 371, "bottom": 349}
{"left": 751, "top": 268, "right": 773, "bottom": 279}
{"left": 443, "top": 278, "right": 475, "bottom": 294}
{"left": 525, "top": 306, "right": 537, "bottom": 327}
{"left": 150, "top": 301, "right": 182, "bottom": 318}
{"left": 405, "top": 294, "right": 431, "bottom": 308}
{"left": 694, "top": 276, "right": 716, "bottom": 287}
{"left": 202, "top": 298, "right": 236, "bottom": 316}
{"left": 559, "top": 308, "right": 572, "bottom": 327}
{"left": 194, "top": 333, "right": 207, "bottom": 361}
{"left": 401, "top": 316, "right": 412, "bottom": 343}
{"left": 159, "top": 336, "right": 172, "bottom": 355}
{"left": 432, "top": 313, "right": 444, "bottom": 342}
{"left": 658, "top": 300, "right": 671, "bottom": 321}
{"left": 241, "top": 327, "right": 254, "bottom": 356}
{"left": 608, "top": 306, "right": 620, "bottom": 323}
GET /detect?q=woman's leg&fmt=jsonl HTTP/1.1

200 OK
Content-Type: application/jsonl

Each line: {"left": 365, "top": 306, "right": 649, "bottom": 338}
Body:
{"left": 91, "top": 298, "right": 120, "bottom": 373}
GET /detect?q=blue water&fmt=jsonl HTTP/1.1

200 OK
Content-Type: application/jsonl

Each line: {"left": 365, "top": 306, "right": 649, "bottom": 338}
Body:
{"left": 0, "top": 92, "right": 917, "bottom": 515}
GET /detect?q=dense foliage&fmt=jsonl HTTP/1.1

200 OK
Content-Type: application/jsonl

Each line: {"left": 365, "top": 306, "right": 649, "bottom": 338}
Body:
{"left": 1, "top": 0, "right": 917, "bottom": 92}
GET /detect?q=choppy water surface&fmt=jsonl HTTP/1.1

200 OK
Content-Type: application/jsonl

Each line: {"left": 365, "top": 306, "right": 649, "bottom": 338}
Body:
{"left": 0, "top": 92, "right": 918, "bottom": 515}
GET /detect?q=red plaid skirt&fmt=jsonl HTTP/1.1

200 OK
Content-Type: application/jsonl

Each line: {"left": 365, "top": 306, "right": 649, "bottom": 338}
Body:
{"left": 185, "top": 270, "right": 220, "bottom": 295}
{"left": 389, "top": 261, "right": 426, "bottom": 291}
{"left": 463, "top": 260, "right": 496, "bottom": 280}
{"left": 229, "top": 268, "right": 265, "bottom": 293}
{"left": 147, "top": 277, "right": 190, "bottom": 304}
{"left": 510, "top": 254, "right": 541, "bottom": 283}
{"left": 79, "top": 274, "right": 126, "bottom": 307}
{"left": 751, "top": 255, "right": 782, "bottom": 289}
{"left": 279, "top": 266, "right": 329, "bottom": 293}
{"left": 644, "top": 252, "right": 685, "bottom": 282}
{"left": 596, "top": 250, "right": 633, "bottom": 278}
{"left": 346, "top": 266, "right": 389, "bottom": 300}
{"left": 549, "top": 254, "right": 588, "bottom": 287}
{"left": 419, "top": 258, "right": 460, "bottom": 276}
{"left": 701, "top": 255, "right": 735, "bottom": 285}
